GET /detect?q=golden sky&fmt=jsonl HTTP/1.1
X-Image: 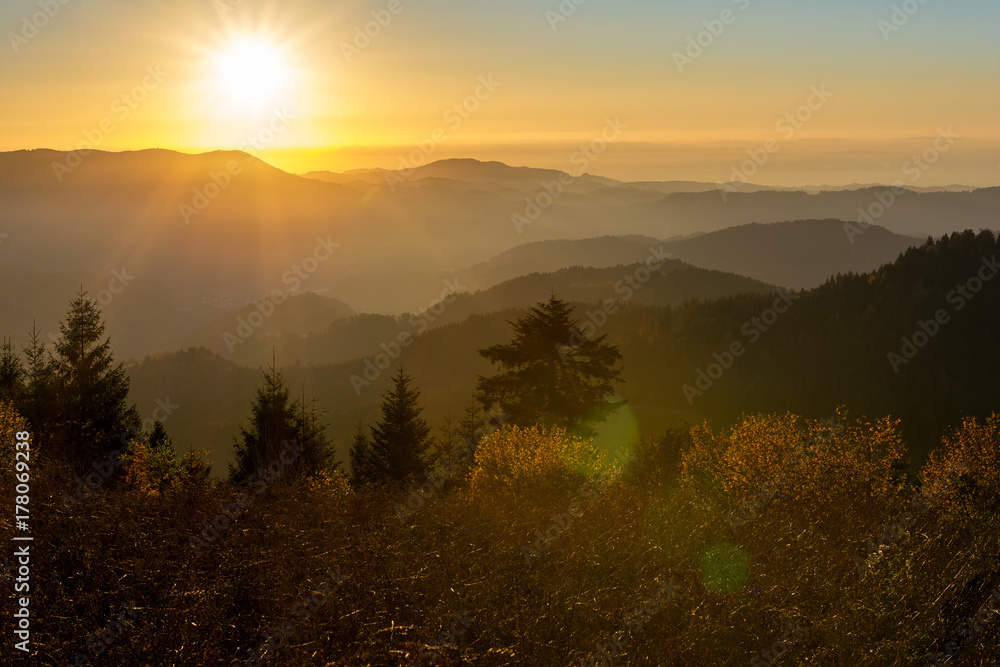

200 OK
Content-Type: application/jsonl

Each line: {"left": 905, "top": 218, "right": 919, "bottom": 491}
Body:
{"left": 2, "top": 0, "right": 998, "bottom": 184}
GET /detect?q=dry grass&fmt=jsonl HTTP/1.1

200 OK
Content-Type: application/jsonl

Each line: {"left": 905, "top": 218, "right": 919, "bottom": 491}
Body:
{"left": 2, "top": 412, "right": 999, "bottom": 665}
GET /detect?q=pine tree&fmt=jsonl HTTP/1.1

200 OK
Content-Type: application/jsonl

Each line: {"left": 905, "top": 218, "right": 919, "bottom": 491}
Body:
{"left": 427, "top": 408, "right": 458, "bottom": 467}
{"left": 457, "top": 399, "right": 489, "bottom": 448}
{"left": 20, "top": 323, "right": 56, "bottom": 441}
{"left": 364, "top": 368, "right": 432, "bottom": 483}
{"left": 0, "top": 337, "right": 24, "bottom": 405}
{"left": 50, "top": 290, "right": 141, "bottom": 463}
{"left": 476, "top": 293, "right": 624, "bottom": 436}
{"left": 229, "top": 360, "right": 335, "bottom": 484}
{"left": 229, "top": 360, "right": 299, "bottom": 484}
{"left": 349, "top": 421, "right": 380, "bottom": 485}
{"left": 291, "top": 388, "right": 337, "bottom": 478}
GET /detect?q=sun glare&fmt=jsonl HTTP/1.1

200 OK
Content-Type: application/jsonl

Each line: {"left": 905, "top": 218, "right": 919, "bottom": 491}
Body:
{"left": 213, "top": 38, "right": 290, "bottom": 113}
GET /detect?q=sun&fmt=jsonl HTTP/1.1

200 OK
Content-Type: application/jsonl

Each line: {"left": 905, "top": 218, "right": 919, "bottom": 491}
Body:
{"left": 212, "top": 38, "right": 291, "bottom": 113}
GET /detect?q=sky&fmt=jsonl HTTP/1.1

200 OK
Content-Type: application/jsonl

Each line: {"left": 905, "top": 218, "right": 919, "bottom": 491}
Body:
{"left": 1, "top": 0, "right": 998, "bottom": 185}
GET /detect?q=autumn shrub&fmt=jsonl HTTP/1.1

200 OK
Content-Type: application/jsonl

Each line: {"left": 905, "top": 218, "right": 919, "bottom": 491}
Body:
{"left": 467, "top": 424, "right": 613, "bottom": 497}
{"left": 0, "top": 399, "right": 29, "bottom": 472}
{"left": 680, "top": 407, "right": 907, "bottom": 522}
{"left": 921, "top": 413, "right": 1000, "bottom": 522}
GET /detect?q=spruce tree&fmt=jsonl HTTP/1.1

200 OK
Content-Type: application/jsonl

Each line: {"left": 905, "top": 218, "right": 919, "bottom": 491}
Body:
{"left": 50, "top": 290, "right": 141, "bottom": 463}
{"left": 21, "top": 323, "right": 57, "bottom": 442}
{"left": 292, "top": 388, "right": 337, "bottom": 478}
{"left": 476, "top": 293, "right": 624, "bottom": 436}
{"left": 0, "top": 337, "right": 24, "bottom": 405}
{"left": 349, "top": 421, "right": 380, "bottom": 485}
{"left": 229, "top": 360, "right": 335, "bottom": 484}
{"left": 230, "top": 360, "right": 298, "bottom": 484}
{"left": 428, "top": 408, "right": 458, "bottom": 466}
{"left": 365, "top": 367, "right": 432, "bottom": 482}
{"left": 457, "top": 399, "right": 489, "bottom": 448}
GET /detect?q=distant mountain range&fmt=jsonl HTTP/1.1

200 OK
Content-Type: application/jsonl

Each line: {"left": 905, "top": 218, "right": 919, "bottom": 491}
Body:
{"left": 185, "top": 258, "right": 779, "bottom": 366}
{"left": 304, "top": 158, "right": 979, "bottom": 195}
{"left": 1, "top": 149, "right": 997, "bottom": 357}
{"left": 460, "top": 220, "right": 920, "bottom": 291}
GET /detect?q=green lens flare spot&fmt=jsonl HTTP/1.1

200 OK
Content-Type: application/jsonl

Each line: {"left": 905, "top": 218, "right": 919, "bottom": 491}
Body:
{"left": 590, "top": 401, "right": 639, "bottom": 470}
{"left": 700, "top": 542, "right": 750, "bottom": 593}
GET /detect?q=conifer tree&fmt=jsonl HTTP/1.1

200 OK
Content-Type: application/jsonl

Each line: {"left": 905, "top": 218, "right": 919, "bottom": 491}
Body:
{"left": 349, "top": 421, "right": 380, "bottom": 485}
{"left": 363, "top": 367, "right": 432, "bottom": 482}
{"left": 21, "top": 323, "right": 57, "bottom": 442}
{"left": 0, "top": 337, "right": 24, "bottom": 405}
{"left": 476, "top": 294, "right": 624, "bottom": 436}
{"left": 457, "top": 399, "right": 489, "bottom": 447}
{"left": 229, "top": 359, "right": 334, "bottom": 484}
{"left": 50, "top": 290, "right": 141, "bottom": 462}
{"left": 292, "top": 388, "right": 337, "bottom": 478}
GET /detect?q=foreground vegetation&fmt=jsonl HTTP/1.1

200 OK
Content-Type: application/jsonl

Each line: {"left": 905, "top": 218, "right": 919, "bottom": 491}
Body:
{"left": 3, "top": 234, "right": 999, "bottom": 665}
{"left": 3, "top": 404, "right": 998, "bottom": 665}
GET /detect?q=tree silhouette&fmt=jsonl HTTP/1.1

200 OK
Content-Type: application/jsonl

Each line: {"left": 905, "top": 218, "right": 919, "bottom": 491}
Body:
{"left": 50, "top": 289, "right": 141, "bottom": 463}
{"left": 20, "top": 323, "right": 57, "bottom": 445}
{"left": 476, "top": 294, "right": 624, "bottom": 436}
{"left": 229, "top": 359, "right": 335, "bottom": 484}
{"left": 457, "top": 399, "right": 489, "bottom": 447}
{"left": 292, "top": 388, "right": 337, "bottom": 478}
{"left": 357, "top": 367, "right": 432, "bottom": 483}
{"left": 0, "top": 337, "right": 24, "bottom": 404}
{"left": 349, "top": 421, "right": 380, "bottom": 485}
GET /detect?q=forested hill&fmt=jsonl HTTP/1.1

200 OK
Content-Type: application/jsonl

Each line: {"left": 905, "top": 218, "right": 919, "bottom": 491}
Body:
{"left": 127, "top": 230, "right": 1000, "bottom": 472}
{"left": 654, "top": 228, "right": 1000, "bottom": 459}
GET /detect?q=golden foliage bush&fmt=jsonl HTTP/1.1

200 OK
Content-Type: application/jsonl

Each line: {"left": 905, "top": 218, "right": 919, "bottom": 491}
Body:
{"left": 922, "top": 413, "right": 1000, "bottom": 520}
{"left": 306, "top": 468, "right": 353, "bottom": 498}
{"left": 467, "top": 424, "right": 613, "bottom": 495}
{"left": 680, "top": 407, "right": 907, "bottom": 517}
